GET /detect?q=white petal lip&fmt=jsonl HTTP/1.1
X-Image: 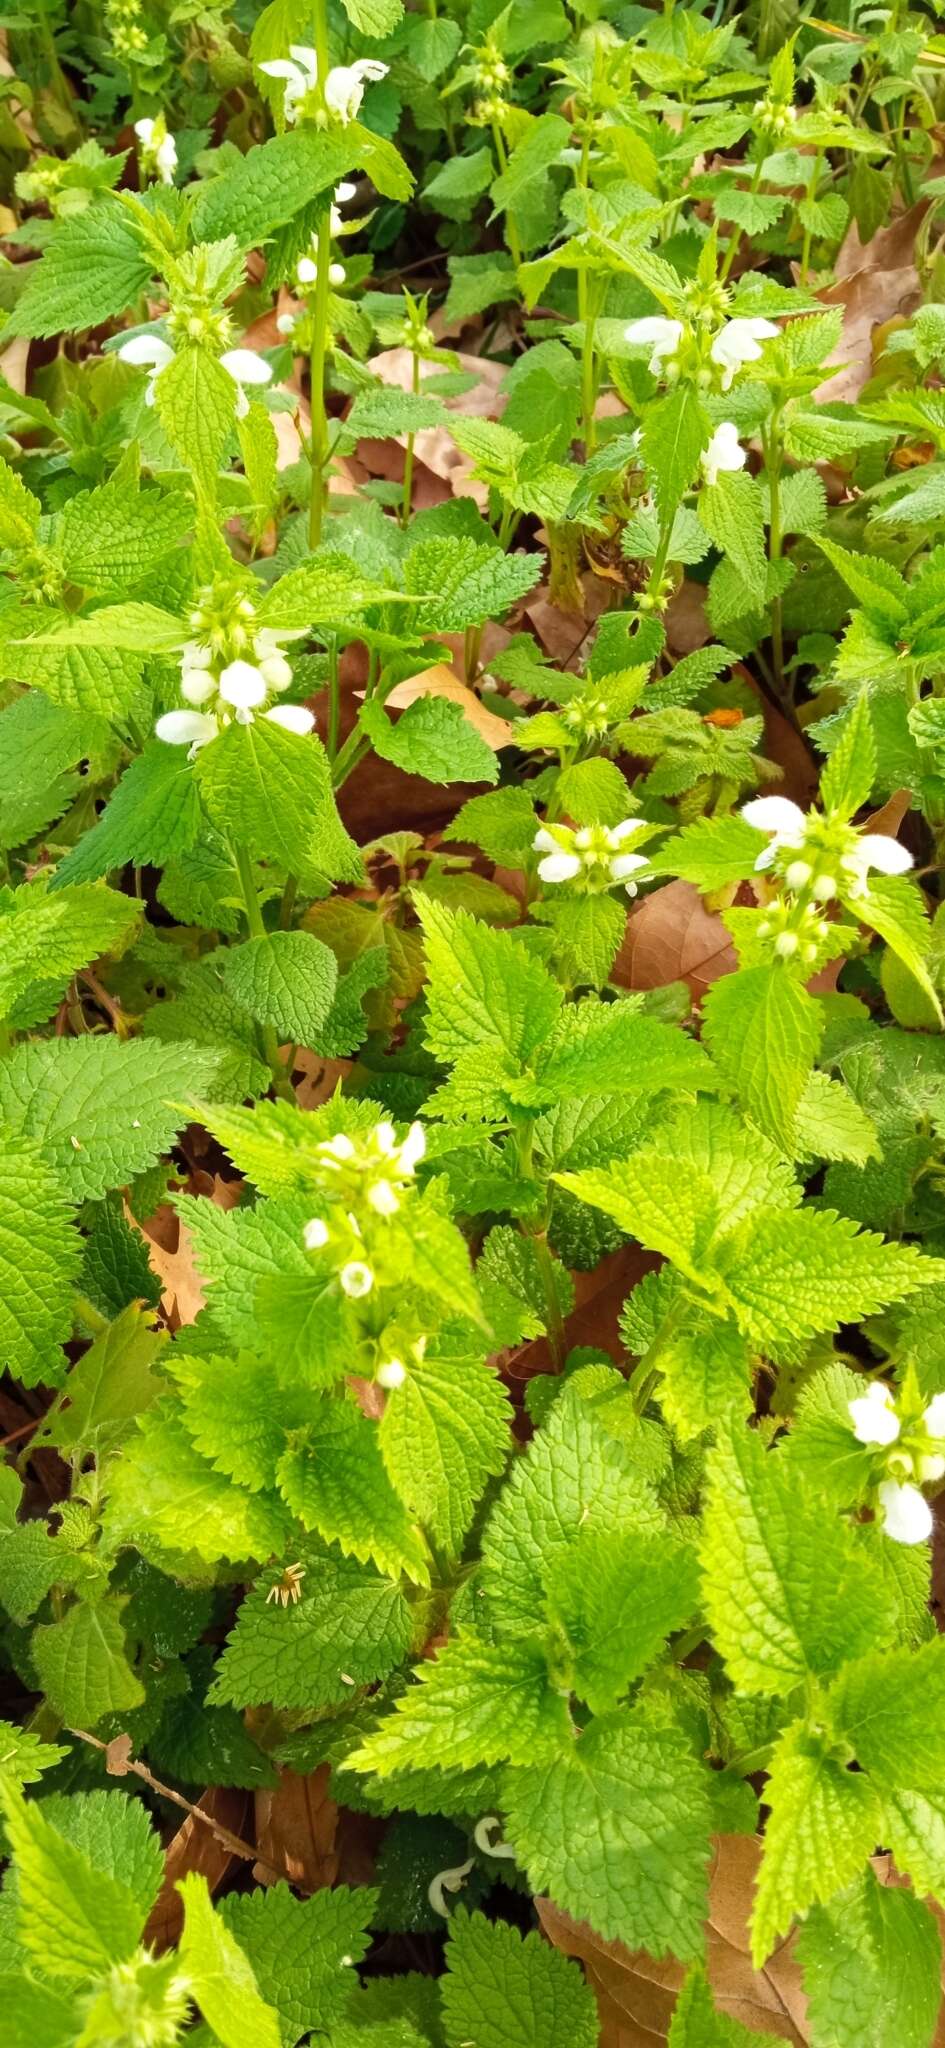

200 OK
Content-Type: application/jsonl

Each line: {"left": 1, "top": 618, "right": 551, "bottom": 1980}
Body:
{"left": 710, "top": 317, "right": 779, "bottom": 368}
{"left": 155, "top": 710, "right": 218, "bottom": 747}
{"left": 218, "top": 659, "right": 268, "bottom": 709}
{"left": 303, "top": 1217, "right": 329, "bottom": 1249}
{"left": 265, "top": 703, "right": 315, "bottom": 734}
{"left": 879, "top": 1479, "right": 933, "bottom": 1545}
{"left": 118, "top": 335, "right": 174, "bottom": 370}
{"left": 533, "top": 826, "right": 560, "bottom": 854}
{"left": 180, "top": 670, "right": 216, "bottom": 705}
{"left": 855, "top": 833, "right": 913, "bottom": 877}
{"left": 134, "top": 116, "right": 155, "bottom": 142}
{"left": 610, "top": 852, "right": 650, "bottom": 882}
{"left": 296, "top": 256, "right": 318, "bottom": 284}
{"left": 220, "top": 348, "right": 273, "bottom": 387}
{"left": 848, "top": 1383, "right": 901, "bottom": 1446}
{"left": 399, "top": 1121, "right": 426, "bottom": 1172}
{"left": 609, "top": 818, "right": 645, "bottom": 845}
{"left": 625, "top": 316, "right": 682, "bottom": 349}
{"left": 538, "top": 852, "right": 583, "bottom": 884}
{"left": 741, "top": 795, "right": 807, "bottom": 838}
{"left": 925, "top": 1392, "right": 945, "bottom": 1436}
{"left": 702, "top": 420, "right": 746, "bottom": 484}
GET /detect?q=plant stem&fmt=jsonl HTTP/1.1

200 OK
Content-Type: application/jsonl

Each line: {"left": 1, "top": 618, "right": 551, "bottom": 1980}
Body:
{"left": 719, "top": 157, "right": 764, "bottom": 282}
{"left": 533, "top": 1228, "right": 567, "bottom": 1371}
{"left": 763, "top": 409, "right": 786, "bottom": 699}
{"left": 491, "top": 119, "right": 522, "bottom": 268}
{"left": 326, "top": 633, "right": 340, "bottom": 761}
{"left": 73, "top": 1292, "right": 109, "bottom": 1337}
{"left": 401, "top": 348, "right": 421, "bottom": 529}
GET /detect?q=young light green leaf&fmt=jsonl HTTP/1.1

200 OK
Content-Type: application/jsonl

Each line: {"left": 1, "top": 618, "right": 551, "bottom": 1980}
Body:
{"left": 442, "top": 1909, "right": 599, "bottom": 2048}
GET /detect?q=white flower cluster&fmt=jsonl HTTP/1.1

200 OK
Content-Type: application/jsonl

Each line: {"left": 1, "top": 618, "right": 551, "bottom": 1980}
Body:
{"left": 534, "top": 819, "right": 650, "bottom": 896}
{"left": 259, "top": 45, "right": 388, "bottom": 127}
{"left": 848, "top": 1383, "right": 945, "bottom": 1544}
{"left": 156, "top": 595, "right": 311, "bottom": 755}
{"left": 741, "top": 795, "right": 913, "bottom": 899}
{"left": 303, "top": 1120, "right": 426, "bottom": 1299}
{"left": 294, "top": 180, "right": 357, "bottom": 294}
{"left": 133, "top": 114, "right": 177, "bottom": 184}
{"left": 625, "top": 314, "right": 778, "bottom": 392}
{"left": 117, "top": 333, "right": 271, "bottom": 417}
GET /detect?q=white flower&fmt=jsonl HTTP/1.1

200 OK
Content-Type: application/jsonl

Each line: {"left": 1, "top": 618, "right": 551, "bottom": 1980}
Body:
{"left": 331, "top": 180, "right": 357, "bottom": 233}
{"left": 538, "top": 849, "right": 583, "bottom": 884}
{"left": 329, "top": 262, "right": 345, "bottom": 287}
{"left": 368, "top": 1179, "right": 400, "bottom": 1217}
{"left": 296, "top": 254, "right": 318, "bottom": 286}
{"left": 117, "top": 334, "right": 272, "bottom": 416}
{"left": 848, "top": 1381, "right": 901, "bottom": 1447}
{"left": 324, "top": 58, "right": 388, "bottom": 124}
{"left": 624, "top": 316, "right": 683, "bottom": 377}
{"left": 155, "top": 709, "right": 219, "bottom": 750}
{"left": 741, "top": 795, "right": 808, "bottom": 870}
{"left": 134, "top": 114, "right": 177, "bottom": 184}
{"left": 839, "top": 834, "right": 913, "bottom": 896}
{"left": 258, "top": 43, "right": 318, "bottom": 122}
{"left": 398, "top": 1122, "right": 426, "bottom": 1174}
{"left": 218, "top": 659, "right": 269, "bottom": 714}
{"left": 340, "top": 1259, "right": 374, "bottom": 1299}
{"left": 321, "top": 1133, "right": 356, "bottom": 1162}
{"left": 303, "top": 1217, "right": 330, "bottom": 1250}
{"left": 710, "top": 317, "right": 779, "bottom": 391}
{"left": 701, "top": 420, "right": 746, "bottom": 488}
{"left": 267, "top": 703, "right": 317, "bottom": 734}
{"left": 878, "top": 1479, "right": 934, "bottom": 1545}
{"left": 259, "top": 47, "right": 387, "bottom": 126}
{"left": 376, "top": 1358, "right": 406, "bottom": 1389}
{"left": 610, "top": 852, "right": 650, "bottom": 894}
{"left": 276, "top": 311, "right": 298, "bottom": 336}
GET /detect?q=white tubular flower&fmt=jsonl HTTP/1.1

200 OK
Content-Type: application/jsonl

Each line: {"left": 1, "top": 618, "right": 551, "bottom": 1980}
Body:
{"left": 329, "top": 262, "right": 346, "bottom": 287}
{"left": 117, "top": 333, "right": 174, "bottom": 404}
{"left": 539, "top": 849, "right": 583, "bottom": 884}
{"left": 398, "top": 1122, "right": 426, "bottom": 1174}
{"left": 376, "top": 1358, "right": 406, "bottom": 1390}
{"left": 259, "top": 44, "right": 318, "bottom": 122}
{"left": 710, "top": 317, "right": 778, "bottom": 391}
{"left": 610, "top": 852, "right": 650, "bottom": 895}
{"left": 624, "top": 315, "right": 683, "bottom": 376}
{"left": 134, "top": 114, "right": 177, "bottom": 185}
{"left": 218, "top": 658, "right": 269, "bottom": 717}
{"left": 839, "top": 834, "right": 913, "bottom": 897}
{"left": 330, "top": 179, "right": 357, "bottom": 232}
{"left": 848, "top": 1381, "right": 901, "bottom": 1447}
{"left": 154, "top": 709, "right": 218, "bottom": 751}
{"left": 324, "top": 58, "right": 388, "bottom": 123}
{"left": 701, "top": 420, "right": 746, "bottom": 488}
{"left": 219, "top": 347, "right": 273, "bottom": 418}
{"left": 296, "top": 254, "right": 318, "bottom": 286}
{"left": 878, "top": 1479, "right": 934, "bottom": 1545}
{"left": 368, "top": 1179, "right": 400, "bottom": 1217}
{"left": 266, "top": 703, "right": 315, "bottom": 734}
{"left": 740, "top": 795, "right": 807, "bottom": 870}
{"left": 340, "top": 1260, "right": 374, "bottom": 1299}
{"left": 304, "top": 1217, "right": 330, "bottom": 1250}
{"left": 322, "top": 1133, "right": 356, "bottom": 1162}
{"left": 276, "top": 311, "right": 298, "bottom": 336}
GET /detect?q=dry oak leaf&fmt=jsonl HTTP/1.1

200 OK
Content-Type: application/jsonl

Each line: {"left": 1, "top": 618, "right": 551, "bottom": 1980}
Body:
{"left": 383, "top": 662, "right": 514, "bottom": 752}
{"left": 253, "top": 1761, "right": 339, "bottom": 1892}
{"left": 144, "top": 1788, "right": 252, "bottom": 1952}
{"left": 815, "top": 205, "right": 923, "bottom": 406}
{"left": 615, "top": 879, "right": 736, "bottom": 1003}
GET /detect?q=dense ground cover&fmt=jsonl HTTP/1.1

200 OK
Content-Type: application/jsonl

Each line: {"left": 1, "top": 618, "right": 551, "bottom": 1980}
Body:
{"left": 5, "top": 0, "right": 945, "bottom": 2040}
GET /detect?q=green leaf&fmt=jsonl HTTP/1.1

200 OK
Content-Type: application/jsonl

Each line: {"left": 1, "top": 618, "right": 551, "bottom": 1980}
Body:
{"left": 641, "top": 385, "right": 710, "bottom": 520}
{"left": 338, "top": 0, "right": 402, "bottom": 29}
{"left": 345, "top": 1633, "right": 572, "bottom": 1776}
{"left": 11, "top": 600, "right": 186, "bottom": 653}
{"left": 854, "top": 874, "right": 942, "bottom": 1024}
{"left": 360, "top": 694, "right": 500, "bottom": 787}
{"left": 0, "top": 637, "right": 146, "bottom": 724}
{"left": 796, "top": 1870, "right": 942, "bottom": 2048}
{"left": 701, "top": 1422, "right": 891, "bottom": 1697}
{"left": 345, "top": 386, "right": 446, "bottom": 440}
{"left": 106, "top": 1405, "right": 289, "bottom": 1566}
{"left": 490, "top": 112, "right": 570, "bottom": 214}
{"left": 442, "top": 1909, "right": 599, "bottom": 2048}
{"left": 832, "top": 1637, "right": 945, "bottom": 1791}
{"left": 526, "top": 995, "right": 715, "bottom": 1106}
{"left": 821, "top": 693, "right": 877, "bottom": 818}
{"left": 56, "top": 479, "right": 192, "bottom": 595}
{"left": 0, "top": 1132, "right": 81, "bottom": 1388}
{"left": 193, "top": 126, "right": 412, "bottom": 248}
{"left": 220, "top": 932, "right": 338, "bottom": 1045}
{"left": 669, "top": 1964, "right": 770, "bottom": 2045}
{"left": 378, "top": 1348, "right": 511, "bottom": 1556}
{"left": 154, "top": 346, "right": 238, "bottom": 488}
{"left": 718, "top": 1206, "right": 940, "bottom": 1353}
{"left": 41, "top": 1786, "right": 164, "bottom": 1925}
{"left": 502, "top": 1708, "right": 712, "bottom": 1958}
{"left": 194, "top": 716, "right": 362, "bottom": 890}
{"left": 545, "top": 1525, "right": 700, "bottom": 1713}
{"left": 794, "top": 1070, "right": 880, "bottom": 1167}
{"left": 221, "top": 1882, "right": 376, "bottom": 2048}
{"left": 814, "top": 537, "right": 909, "bottom": 625}
{"left": 0, "top": 1466, "right": 60, "bottom": 1626}
{"left": 416, "top": 895, "right": 560, "bottom": 1071}
{"left": 702, "top": 966, "right": 822, "bottom": 1155}
{"left": 277, "top": 1398, "right": 431, "bottom": 1585}
{"left": 257, "top": 551, "right": 401, "bottom": 630}
{"left": 0, "top": 1722, "right": 69, "bottom": 1791}
{"left": 404, "top": 535, "right": 542, "bottom": 632}
{"left": 0, "top": 455, "right": 40, "bottom": 549}
{"left": 0, "top": 1036, "right": 219, "bottom": 1203}
{"left": 178, "top": 1872, "right": 281, "bottom": 2048}
{"left": 699, "top": 471, "right": 768, "bottom": 606}
{"left": 52, "top": 744, "right": 203, "bottom": 885}
{"left": 425, "top": 148, "right": 494, "bottom": 206}
{"left": 751, "top": 1723, "right": 882, "bottom": 1967}
{"left": 32, "top": 1597, "right": 145, "bottom": 1727}
{"left": 0, "top": 880, "right": 140, "bottom": 1027}
{"left": 34, "top": 1303, "right": 166, "bottom": 1458}
{"left": 210, "top": 1548, "right": 413, "bottom": 1712}
{"left": 0, "top": 1781, "right": 144, "bottom": 1981}
{"left": 0, "top": 1975, "right": 75, "bottom": 2048}
{"left": 6, "top": 205, "right": 151, "bottom": 338}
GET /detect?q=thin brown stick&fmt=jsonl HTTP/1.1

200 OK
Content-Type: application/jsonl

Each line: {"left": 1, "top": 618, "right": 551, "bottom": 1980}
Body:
{"left": 68, "top": 1727, "right": 298, "bottom": 1888}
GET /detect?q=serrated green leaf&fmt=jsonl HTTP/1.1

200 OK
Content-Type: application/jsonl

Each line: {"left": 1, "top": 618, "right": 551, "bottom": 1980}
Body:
{"left": 502, "top": 1708, "right": 711, "bottom": 1957}
{"left": 701, "top": 1422, "right": 892, "bottom": 1696}
{"left": 668, "top": 1964, "right": 770, "bottom": 2046}
{"left": 442, "top": 1909, "right": 599, "bottom": 2048}
{"left": 178, "top": 1872, "right": 281, "bottom": 2048}
{"left": 0, "top": 1132, "right": 81, "bottom": 1387}
{"left": 277, "top": 1399, "right": 431, "bottom": 1584}
{"left": 52, "top": 744, "right": 203, "bottom": 885}
{"left": 378, "top": 1348, "right": 511, "bottom": 1555}
{"left": 219, "top": 931, "right": 338, "bottom": 1044}
{"left": 6, "top": 205, "right": 151, "bottom": 338}
{"left": 33, "top": 1597, "right": 145, "bottom": 1727}
{"left": 194, "top": 716, "right": 362, "bottom": 889}
{"left": 154, "top": 346, "right": 238, "bottom": 488}
{"left": 56, "top": 479, "right": 192, "bottom": 595}
{"left": 648, "top": 812, "right": 765, "bottom": 890}
{"left": 0, "top": 881, "right": 140, "bottom": 1026}
{"left": 796, "top": 1870, "right": 941, "bottom": 2048}
{"left": 404, "top": 536, "right": 542, "bottom": 632}
{"left": 751, "top": 1723, "right": 882, "bottom": 1967}
{"left": 546, "top": 1524, "right": 700, "bottom": 1713}
{"left": 0, "top": 1781, "right": 144, "bottom": 1981}
{"left": 416, "top": 894, "right": 560, "bottom": 1073}
{"left": 33, "top": 1302, "right": 165, "bottom": 1458}
{"left": 0, "top": 1036, "right": 219, "bottom": 1202}
{"left": 211, "top": 1547, "right": 413, "bottom": 1713}
{"left": 702, "top": 965, "right": 822, "bottom": 1155}
{"left": 222, "top": 1882, "right": 376, "bottom": 2048}
{"left": 699, "top": 471, "right": 767, "bottom": 605}
{"left": 106, "top": 1405, "right": 289, "bottom": 1566}
{"left": 360, "top": 694, "right": 500, "bottom": 787}
{"left": 345, "top": 1633, "right": 571, "bottom": 1776}
{"left": 641, "top": 385, "right": 710, "bottom": 520}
